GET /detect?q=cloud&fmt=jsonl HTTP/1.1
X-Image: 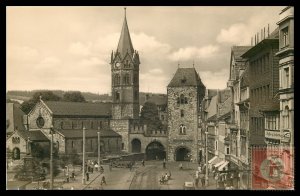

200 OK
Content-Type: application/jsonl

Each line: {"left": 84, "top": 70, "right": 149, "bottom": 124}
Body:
{"left": 7, "top": 45, "right": 39, "bottom": 62}
{"left": 216, "top": 7, "right": 282, "bottom": 45}
{"left": 168, "top": 45, "right": 219, "bottom": 61}
{"left": 68, "top": 42, "right": 92, "bottom": 56}
{"left": 199, "top": 69, "right": 229, "bottom": 90}
{"left": 216, "top": 23, "right": 248, "bottom": 45}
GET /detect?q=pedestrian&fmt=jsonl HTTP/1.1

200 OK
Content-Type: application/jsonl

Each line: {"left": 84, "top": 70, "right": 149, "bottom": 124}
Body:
{"left": 195, "top": 171, "right": 199, "bottom": 188}
{"left": 201, "top": 174, "right": 205, "bottom": 188}
{"left": 179, "top": 163, "right": 183, "bottom": 170}
{"left": 163, "top": 159, "right": 166, "bottom": 169}
{"left": 100, "top": 175, "right": 107, "bottom": 186}
{"left": 86, "top": 172, "right": 89, "bottom": 181}
{"left": 142, "top": 159, "right": 145, "bottom": 167}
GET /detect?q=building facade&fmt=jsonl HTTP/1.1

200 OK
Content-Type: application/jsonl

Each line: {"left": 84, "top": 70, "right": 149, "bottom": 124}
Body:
{"left": 167, "top": 68, "right": 205, "bottom": 162}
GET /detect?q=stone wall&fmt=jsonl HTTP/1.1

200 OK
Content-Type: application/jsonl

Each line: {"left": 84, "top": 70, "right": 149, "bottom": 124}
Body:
{"left": 110, "top": 119, "right": 130, "bottom": 152}
{"left": 167, "top": 86, "right": 199, "bottom": 161}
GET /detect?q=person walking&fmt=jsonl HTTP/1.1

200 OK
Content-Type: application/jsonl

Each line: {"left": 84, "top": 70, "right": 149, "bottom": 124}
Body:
{"left": 163, "top": 159, "right": 166, "bottom": 169}
{"left": 142, "top": 159, "right": 145, "bottom": 167}
{"left": 100, "top": 175, "right": 107, "bottom": 186}
{"left": 86, "top": 172, "right": 89, "bottom": 181}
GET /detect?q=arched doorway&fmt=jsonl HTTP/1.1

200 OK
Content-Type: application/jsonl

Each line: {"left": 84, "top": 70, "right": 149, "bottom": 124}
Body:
{"left": 131, "top": 139, "right": 141, "bottom": 153}
{"left": 175, "top": 147, "right": 190, "bottom": 161}
{"left": 146, "top": 141, "right": 166, "bottom": 160}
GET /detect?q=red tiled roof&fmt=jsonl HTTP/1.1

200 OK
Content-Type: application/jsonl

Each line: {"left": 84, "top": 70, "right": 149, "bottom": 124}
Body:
{"left": 43, "top": 101, "right": 112, "bottom": 117}
{"left": 56, "top": 129, "right": 121, "bottom": 138}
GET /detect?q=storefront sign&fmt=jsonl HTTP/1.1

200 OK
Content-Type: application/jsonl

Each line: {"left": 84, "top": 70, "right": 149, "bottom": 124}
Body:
{"left": 265, "top": 130, "right": 281, "bottom": 140}
{"left": 281, "top": 130, "right": 291, "bottom": 143}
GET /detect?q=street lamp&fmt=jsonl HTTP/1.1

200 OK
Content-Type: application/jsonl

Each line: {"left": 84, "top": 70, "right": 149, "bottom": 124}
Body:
{"left": 97, "top": 127, "right": 100, "bottom": 169}
{"left": 205, "top": 128, "right": 209, "bottom": 186}
{"left": 49, "top": 125, "right": 54, "bottom": 190}
{"left": 82, "top": 126, "right": 86, "bottom": 185}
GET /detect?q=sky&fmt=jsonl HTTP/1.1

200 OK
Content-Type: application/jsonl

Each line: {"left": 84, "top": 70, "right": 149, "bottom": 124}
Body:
{"left": 7, "top": 6, "right": 285, "bottom": 94}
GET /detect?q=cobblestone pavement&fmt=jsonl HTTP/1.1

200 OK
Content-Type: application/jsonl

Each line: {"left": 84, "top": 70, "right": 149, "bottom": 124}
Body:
{"left": 9, "top": 161, "right": 217, "bottom": 190}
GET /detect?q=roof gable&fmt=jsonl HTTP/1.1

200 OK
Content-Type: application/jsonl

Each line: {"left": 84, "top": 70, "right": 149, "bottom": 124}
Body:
{"left": 168, "top": 68, "right": 205, "bottom": 87}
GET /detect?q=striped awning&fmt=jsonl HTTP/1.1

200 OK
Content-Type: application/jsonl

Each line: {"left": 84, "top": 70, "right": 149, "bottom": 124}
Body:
{"left": 214, "top": 160, "right": 226, "bottom": 168}
{"left": 218, "top": 161, "right": 229, "bottom": 171}
{"left": 208, "top": 156, "right": 218, "bottom": 164}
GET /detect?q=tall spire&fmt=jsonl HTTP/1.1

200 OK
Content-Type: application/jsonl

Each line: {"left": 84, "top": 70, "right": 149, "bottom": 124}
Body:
{"left": 116, "top": 7, "right": 134, "bottom": 58}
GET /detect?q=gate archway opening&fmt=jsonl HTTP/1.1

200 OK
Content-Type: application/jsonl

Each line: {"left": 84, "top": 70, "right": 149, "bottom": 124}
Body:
{"left": 175, "top": 147, "right": 190, "bottom": 161}
{"left": 131, "top": 139, "right": 141, "bottom": 153}
{"left": 146, "top": 141, "right": 166, "bottom": 160}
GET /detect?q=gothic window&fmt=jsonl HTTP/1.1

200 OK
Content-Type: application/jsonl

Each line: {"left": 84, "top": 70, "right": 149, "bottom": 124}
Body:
{"left": 114, "top": 74, "right": 120, "bottom": 85}
{"left": 284, "top": 67, "right": 290, "bottom": 88}
{"left": 12, "top": 147, "right": 20, "bottom": 160}
{"left": 122, "top": 142, "right": 125, "bottom": 150}
{"left": 115, "top": 91, "right": 120, "bottom": 102}
{"left": 12, "top": 137, "right": 20, "bottom": 144}
{"left": 124, "top": 60, "right": 130, "bottom": 68}
{"left": 123, "top": 74, "right": 130, "bottom": 85}
{"left": 179, "top": 124, "right": 186, "bottom": 135}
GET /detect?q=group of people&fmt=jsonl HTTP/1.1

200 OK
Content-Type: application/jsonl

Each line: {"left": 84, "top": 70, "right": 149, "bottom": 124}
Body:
{"left": 194, "top": 170, "right": 206, "bottom": 188}
{"left": 159, "top": 172, "right": 171, "bottom": 185}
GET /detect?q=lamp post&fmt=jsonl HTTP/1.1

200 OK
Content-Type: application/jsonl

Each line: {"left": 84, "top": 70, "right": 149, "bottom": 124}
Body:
{"left": 205, "top": 128, "right": 209, "bottom": 186}
{"left": 82, "top": 126, "right": 86, "bottom": 185}
{"left": 50, "top": 126, "right": 54, "bottom": 190}
{"left": 97, "top": 127, "right": 100, "bottom": 169}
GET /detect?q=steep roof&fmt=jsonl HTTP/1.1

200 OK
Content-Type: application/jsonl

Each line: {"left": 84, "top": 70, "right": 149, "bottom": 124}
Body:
{"left": 16, "top": 130, "right": 49, "bottom": 141}
{"left": 232, "top": 46, "right": 252, "bottom": 61}
{"left": 207, "top": 95, "right": 218, "bottom": 119}
{"left": 168, "top": 68, "right": 205, "bottom": 87}
{"left": 116, "top": 11, "right": 134, "bottom": 58}
{"left": 6, "top": 103, "right": 26, "bottom": 134}
{"left": 43, "top": 101, "right": 112, "bottom": 117}
{"left": 56, "top": 129, "right": 121, "bottom": 138}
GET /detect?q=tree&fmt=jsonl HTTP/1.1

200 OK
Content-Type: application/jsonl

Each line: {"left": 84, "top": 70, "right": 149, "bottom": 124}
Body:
{"left": 20, "top": 90, "right": 61, "bottom": 114}
{"left": 62, "top": 91, "right": 86, "bottom": 102}
{"left": 140, "top": 101, "right": 163, "bottom": 132}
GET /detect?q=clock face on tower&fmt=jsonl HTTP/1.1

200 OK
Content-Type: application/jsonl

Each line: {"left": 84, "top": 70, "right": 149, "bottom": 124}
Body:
{"left": 115, "top": 62, "right": 121, "bottom": 68}
{"left": 36, "top": 116, "right": 45, "bottom": 128}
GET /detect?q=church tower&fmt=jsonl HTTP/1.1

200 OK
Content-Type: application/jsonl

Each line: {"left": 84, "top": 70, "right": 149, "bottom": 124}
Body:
{"left": 110, "top": 9, "right": 140, "bottom": 152}
{"left": 110, "top": 8, "right": 140, "bottom": 120}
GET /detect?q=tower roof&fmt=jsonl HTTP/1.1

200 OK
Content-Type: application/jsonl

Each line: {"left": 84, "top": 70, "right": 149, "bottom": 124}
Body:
{"left": 116, "top": 9, "right": 134, "bottom": 58}
{"left": 167, "top": 68, "right": 205, "bottom": 87}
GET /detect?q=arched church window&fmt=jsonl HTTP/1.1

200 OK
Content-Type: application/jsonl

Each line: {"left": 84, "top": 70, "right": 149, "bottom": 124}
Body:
{"left": 179, "top": 124, "right": 186, "bottom": 135}
{"left": 12, "top": 147, "right": 20, "bottom": 160}
{"left": 284, "top": 105, "right": 290, "bottom": 129}
{"left": 123, "top": 74, "right": 130, "bottom": 85}
{"left": 115, "top": 91, "right": 120, "bottom": 102}
{"left": 114, "top": 74, "right": 120, "bottom": 85}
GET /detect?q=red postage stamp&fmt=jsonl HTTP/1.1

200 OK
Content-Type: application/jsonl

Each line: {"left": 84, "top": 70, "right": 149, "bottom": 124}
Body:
{"left": 251, "top": 146, "right": 294, "bottom": 190}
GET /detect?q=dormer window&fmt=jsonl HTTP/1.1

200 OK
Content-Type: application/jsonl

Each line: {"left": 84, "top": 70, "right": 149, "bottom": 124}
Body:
{"left": 181, "top": 77, "right": 187, "bottom": 84}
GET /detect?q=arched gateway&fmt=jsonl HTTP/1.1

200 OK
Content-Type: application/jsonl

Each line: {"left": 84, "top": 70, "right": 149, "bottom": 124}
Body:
{"left": 146, "top": 141, "right": 166, "bottom": 160}
{"left": 131, "top": 138, "right": 141, "bottom": 153}
{"left": 175, "top": 146, "right": 191, "bottom": 161}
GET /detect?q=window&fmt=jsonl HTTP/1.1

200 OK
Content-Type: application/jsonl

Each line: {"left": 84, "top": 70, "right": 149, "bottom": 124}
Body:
{"left": 91, "top": 121, "right": 94, "bottom": 129}
{"left": 283, "top": 106, "right": 290, "bottom": 129}
{"left": 124, "top": 60, "right": 130, "bottom": 68}
{"left": 282, "top": 27, "right": 289, "bottom": 47}
{"left": 114, "top": 74, "right": 120, "bottom": 85}
{"left": 180, "top": 110, "right": 184, "bottom": 117}
{"left": 226, "top": 147, "right": 230, "bottom": 155}
{"left": 71, "top": 141, "right": 74, "bottom": 148}
{"left": 115, "top": 91, "right": 120, "bottom": 101}
{"left": 99, "top": 121, "right": 103, "bottom": 129}
{"left": 60, "top": 121, "right": 63, "bottom": 129}
{"left": 284, "top": 67, "right": 290, "bottom": 88}
{"left": 180, "top": 94, "right": 185, "bottom": 104}
{"left": 123, "top": 73, "right": 130, "bottom": 84}
{"left": 215, "top": 141, "right": 218, "bottom": 151}
{"left": 122, "top": 143, "right": 124, "bottom": 150}
{"left": 179, "top": 124, "right": 186, "bottom": 135}
{"left": 266, "top": 116, "right": 277, "bottom": 130}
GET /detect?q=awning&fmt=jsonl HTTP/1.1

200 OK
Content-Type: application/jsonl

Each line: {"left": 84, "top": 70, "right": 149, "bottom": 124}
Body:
{"left": 214, "top": 160, "right": 225, "bottom": 168}
{"left": 218, "top": 161, "right": 229, "bottom": 171}
{"left": 208, "top": 156, "right": 218, "bottom": 164}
